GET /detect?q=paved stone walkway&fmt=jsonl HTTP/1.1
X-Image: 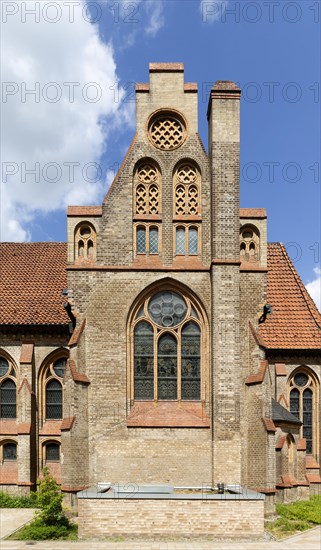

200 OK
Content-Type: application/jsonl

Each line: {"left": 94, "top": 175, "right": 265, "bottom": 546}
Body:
{"left": 0, "top": 509, "right": 320, "bottom": 549}
{"left": 0, "top": 508, "right": 36, "bottom": 540}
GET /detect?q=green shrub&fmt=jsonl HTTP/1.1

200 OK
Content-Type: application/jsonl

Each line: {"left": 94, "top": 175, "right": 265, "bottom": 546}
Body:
{"left": 0, "top": 491, "right": 38, "bottom": 508}
{"left": 35, "top": 467, "right": 69, "bottom": 526}
{"left": 6, "top": 468, "right": 77, "bottom": 541}
{"left": 13, "top": 520, "right": 77, "bottom": 541}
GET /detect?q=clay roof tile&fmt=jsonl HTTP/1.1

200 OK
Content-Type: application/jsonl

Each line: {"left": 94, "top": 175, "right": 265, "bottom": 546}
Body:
{"left": 259, "top": 243, "right": 321, "bottom": 349}
{"left": 0, "top": 243, "right": 69, "bottom": 326}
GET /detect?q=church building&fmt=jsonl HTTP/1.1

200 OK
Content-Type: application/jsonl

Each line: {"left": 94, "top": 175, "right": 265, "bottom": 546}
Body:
{"left": 1, "top": 63, "right": 320, "bottom": 513}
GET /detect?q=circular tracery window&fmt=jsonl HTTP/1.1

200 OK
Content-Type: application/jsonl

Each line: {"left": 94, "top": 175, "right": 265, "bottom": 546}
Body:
{"left": 0, "top": 358, "right": 9, "bottom": 377}
{"left": 148, "top": 111, "right": 186, "bottom": 150}
{"left": 148, "top": 291, "right": 187, "bottom": 327}
{"left": 294, "top": 372, "right": 309, "bottom": 387}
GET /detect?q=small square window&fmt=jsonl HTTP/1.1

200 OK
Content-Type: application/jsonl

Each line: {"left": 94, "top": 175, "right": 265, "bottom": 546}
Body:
{"left": 3, "top": 443, "right": 17, "bottom": 461}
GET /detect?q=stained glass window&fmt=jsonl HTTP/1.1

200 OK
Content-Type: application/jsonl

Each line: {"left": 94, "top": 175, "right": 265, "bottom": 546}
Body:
{"left": 46, "top": 443, "right": 60, "bottom": 461}
{"left": 137, "top": 227, "right": 146, "bottom": 253}
{"left": 289, "top": 372, "right": 317, "bottom": 456}
{"left": 181, "top": 322, "right": 200, "bottom": 400}
{"left": 46, "top": 380, "right": 62, "bottom": 419}
{"left": 303, "top": 388, "right": 313, "bottom": 454}
{"left": 294, "top": 373, "right": 308, "bottom": 387}
{"left": 134, "top": 322, "right": 154, "bottom": 400}
{"left": 176, "top": 227, "right": 185, "bottom": 254}
{"left": 0, "top": 358, "right": 9, "bottom": 377}
{"left": 290, "top": 388, "right": 300, "bottom": 419}
{"left": 3, "top": 443, "right": 17, "bottom": 460}
{"left": 188, "top": 228, "right": 198, "bottom": 255}
{"left": 0, "top": 379, "right": 16, "bottom": 418}
{"left": 53, "top": 358, "right": 66, "bottom": 378}
{"left": 149, "top": 227, "right": 158, "bottom": 254}
{"left": 133, "top": 290, "right": 203, "bottom": 402}
{"left": 158, "top": 334, "right": 177, "bottom": 400}
{"left": 148, "top": 291, "right": 187, "bottom": 327}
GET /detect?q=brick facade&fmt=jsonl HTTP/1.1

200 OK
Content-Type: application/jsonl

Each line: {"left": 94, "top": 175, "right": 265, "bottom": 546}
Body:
{"left": 1, "top": 63, "right": 320, "bottom": 513}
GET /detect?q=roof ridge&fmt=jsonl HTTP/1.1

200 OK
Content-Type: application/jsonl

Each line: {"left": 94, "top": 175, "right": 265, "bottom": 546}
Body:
{"left": 279, "top": 243, "right": 321, "bottom": 330}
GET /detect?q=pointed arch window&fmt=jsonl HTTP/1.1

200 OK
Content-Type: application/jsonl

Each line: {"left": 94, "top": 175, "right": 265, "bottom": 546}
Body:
{"left": 0, "top": 379, "right": 16, "bottom": 419}
{"left": 134, "top": 163, "right": 160, "bottom": 215}
{"left": 0, "top": 356, "right": 17, "bottom": 419}
{"left": 289, "top": 369, "right": 319, "bottom": 456}
{"left": 46, "top": 380, "right": 62, "bottom": 420}
{"left": 174, "top": 163, "right": 200, "bottom": 216}
{"left": 240, "top": 225, "right": 260, "bottom": 262}
{"left": 74, "top": 223, "right": 96, "bottom": 261}
{"left": 131, "top": 290, "right": 204, "bottom": 401}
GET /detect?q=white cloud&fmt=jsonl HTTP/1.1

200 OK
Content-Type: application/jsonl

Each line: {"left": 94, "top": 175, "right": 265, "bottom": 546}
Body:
{"left": 103, "top": 0, "right": 165, "bottom": 47}
{"left": 1, "top": 1, "right": 130, "bottom": 241}
{"left": 145, "top": 1, "right": 165, "bottom": 37}
{"left": 306, "top": 267, "right": 321, "bottom": 312}
{"left": 200, "top": 0, "right": 229, "bottom": 23}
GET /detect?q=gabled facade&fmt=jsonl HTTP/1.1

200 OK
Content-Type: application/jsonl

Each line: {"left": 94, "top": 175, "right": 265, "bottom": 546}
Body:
{"left": 1, "top": 64, "right": 320, "bottom": 511}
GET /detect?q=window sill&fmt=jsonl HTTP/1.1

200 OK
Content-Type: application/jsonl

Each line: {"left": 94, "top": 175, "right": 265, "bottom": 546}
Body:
{"left": 127, "top": 401, "right": 210, "bottom": 428}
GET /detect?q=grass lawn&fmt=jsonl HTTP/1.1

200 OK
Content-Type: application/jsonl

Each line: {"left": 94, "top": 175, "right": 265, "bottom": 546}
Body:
{"left": 265, "top": 495, "right": 321, "bottom": 539}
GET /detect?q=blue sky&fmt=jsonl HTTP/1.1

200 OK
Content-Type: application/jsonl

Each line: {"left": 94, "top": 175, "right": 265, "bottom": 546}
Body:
{"left": 1, "top": 0, "right": 320, "bottom": 307}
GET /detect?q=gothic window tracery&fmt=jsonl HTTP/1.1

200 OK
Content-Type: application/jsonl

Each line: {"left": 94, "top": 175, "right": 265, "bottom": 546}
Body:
{"left": 0, "top": 356, "right": 16, "bottom": 419}
{"left": 135, "top": 164, "right": 160, "bottom": 215}
{"left": 240, "top": 225, "right": 260, "bottom": 261}
{"left": 40, "top": 355, "right": 67, "bottom": 422}
{"left": 74, "top": 223, "right": 96, "bottom": 261}
{"left": 174, "top": 164, "right": 200, "bottom": 216}
{"left": 131, "top": 290, "right": 202, "bottom": 401}
{"left": 148, "top": 111, "right": 187, "bottom": 150}
{"left": 289, "top": 368, "right": 319, "bottom": 456}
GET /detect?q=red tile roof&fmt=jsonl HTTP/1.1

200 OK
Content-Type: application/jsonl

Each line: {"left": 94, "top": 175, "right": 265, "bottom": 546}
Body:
{"left": 259, "top": 243, "right": 321, "bottom": 349}
{"left": 0, "top": 243, "right": 69, "bottom": 326}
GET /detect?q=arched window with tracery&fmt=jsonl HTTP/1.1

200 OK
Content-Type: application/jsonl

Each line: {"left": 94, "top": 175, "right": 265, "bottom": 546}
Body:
{"left": 174, "top": 163, "right": 200, "bottom": 216}
{"left": 131, "top": 289, "right": 204, "bottom": 402}
{"left": 289, "top": 369, "right": 319, "bottom": 456}
{"left": 40, "top": 356, "right": 67, "bottom": 422}
{"left": 0, "top": 356, "right": 17, "bottom": 419}
{"left": 134, "top": 163, "right": 161, "bottom": 216}
{"left": 240, "top": 225, "right": 260, "bottom": 262}
{"left": 74, "top": 222, "right": 96, "bottom": 261}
